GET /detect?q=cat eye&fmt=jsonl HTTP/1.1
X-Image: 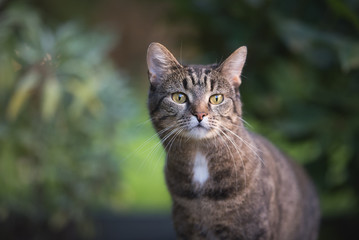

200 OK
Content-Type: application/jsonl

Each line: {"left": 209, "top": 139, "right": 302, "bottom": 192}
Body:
{"left": 172, "top": 92, "right": 187, "bottom": 104}
{"left": 209, "top": 94, "right": 224, "bottom": 105}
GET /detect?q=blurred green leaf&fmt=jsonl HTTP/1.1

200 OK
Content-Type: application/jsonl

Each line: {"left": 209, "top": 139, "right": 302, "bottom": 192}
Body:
{"left": 7, "top": 70, "right": 40, "bottom": 120}
{"left": 336, "top": 42, "right": 359, "bottom": 72}
{"left": 0, "top": 56, "right": 17, "bottom": 89}
{"left": 326, "top": 0, "right": 359, "bottom": 31}
{"left": 42, "top": 75, "right": 61, "bottom": 120}
{"left": 274, "top": 16, "right": 359, "bottom": 71}
{"left": 326, "top": 144, "right": 352, "bottom": 186}
{"left": 321, "top": 188, "right": 357, "bottom": 216}
{"left": 66, "top": 77, "right": 103, "bottom": 118}
{"left": 0, "top": 3, "right": 133, "bottom": 234}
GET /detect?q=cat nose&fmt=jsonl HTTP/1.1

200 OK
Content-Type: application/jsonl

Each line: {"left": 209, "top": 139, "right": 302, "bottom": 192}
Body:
{"left": 193, "top": 112, "right": 208, "bottom": 122}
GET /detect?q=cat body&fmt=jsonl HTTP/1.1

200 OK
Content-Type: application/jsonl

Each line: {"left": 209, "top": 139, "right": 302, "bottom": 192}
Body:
{"left": 147, "top": 43, "right": 320, "bottom": 240}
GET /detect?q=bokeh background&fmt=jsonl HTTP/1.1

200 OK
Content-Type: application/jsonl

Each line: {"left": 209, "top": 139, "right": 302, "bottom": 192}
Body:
{"left": 0, "top": 0, "right": 358, "bottom": 239}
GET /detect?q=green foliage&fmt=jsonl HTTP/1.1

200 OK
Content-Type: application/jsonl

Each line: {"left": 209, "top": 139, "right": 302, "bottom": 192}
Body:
{"left": 0, "top": 3, "right": 131, "bottom": 232}
{"left": 169, "top": 0, "right": 359, "bottom": 219}
{"left": 114, "top": 110, "right": 171, "bottom": 212}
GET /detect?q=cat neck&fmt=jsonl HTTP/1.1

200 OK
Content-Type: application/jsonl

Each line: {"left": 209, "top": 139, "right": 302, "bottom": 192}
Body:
{"left": 163, "top": 124, "right": 261, "bottom": 177}
{"left": 164, "top": 125, "right": 262, "bottom": 199}
{"left": 162, "top": 123, "right": 256, "bottom": 157}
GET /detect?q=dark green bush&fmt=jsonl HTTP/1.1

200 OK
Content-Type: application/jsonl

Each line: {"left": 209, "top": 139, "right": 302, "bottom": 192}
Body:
{"left": 0, "top": 3, "right": 131, "bottom": 234}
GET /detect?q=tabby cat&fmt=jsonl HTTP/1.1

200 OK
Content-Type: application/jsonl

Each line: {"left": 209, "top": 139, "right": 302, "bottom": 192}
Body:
{"left": 146, "top": 42, "right": 320, "bottom": 240}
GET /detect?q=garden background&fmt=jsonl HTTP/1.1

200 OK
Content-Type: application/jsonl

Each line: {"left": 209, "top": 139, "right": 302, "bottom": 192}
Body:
{"left": 0, "top": 0, "right": 358, "bottom": 239}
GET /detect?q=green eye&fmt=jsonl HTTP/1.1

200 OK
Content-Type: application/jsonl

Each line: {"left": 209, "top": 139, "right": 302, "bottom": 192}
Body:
{"left": 172, "top": 92, "right": 187, "bottom": 104}
{"left": 209, "top": 94, "right": 224, "bottom": 105}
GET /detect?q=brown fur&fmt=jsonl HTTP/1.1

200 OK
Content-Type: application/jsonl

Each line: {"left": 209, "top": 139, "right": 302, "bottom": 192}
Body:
{"left": 147, "top": 42, "right": 320, "bottom": 240}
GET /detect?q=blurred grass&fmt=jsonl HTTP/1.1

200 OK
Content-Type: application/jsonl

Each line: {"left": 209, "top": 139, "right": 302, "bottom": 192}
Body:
{"left": 113, "top": 101, "right": 171, "bottom": 212}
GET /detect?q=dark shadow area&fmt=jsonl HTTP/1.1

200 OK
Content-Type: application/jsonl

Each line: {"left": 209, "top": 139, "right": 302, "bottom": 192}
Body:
{"left": 0, "top": 212, "right": 176, "bottom": 240}
{"left": 1, "top": 213, "right": 359, "bottom": 239}
{"left": 319, "top": 215, "right": 359, "bottom": 240}
{"left": 94, "top": 213, "right": 176, "bottom": 240}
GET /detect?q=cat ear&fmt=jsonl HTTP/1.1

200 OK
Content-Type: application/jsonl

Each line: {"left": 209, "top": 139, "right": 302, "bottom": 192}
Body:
{"left": 219, "top": 46, "right": 247, "bottom": 88}
{"left": 147, "top": 42, "right": 182, "bottom": 85}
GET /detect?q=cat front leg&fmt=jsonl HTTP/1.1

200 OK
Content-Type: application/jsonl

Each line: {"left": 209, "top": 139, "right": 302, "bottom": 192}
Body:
{"left": 172, "top": 202, "right": 207, "bottom": 240}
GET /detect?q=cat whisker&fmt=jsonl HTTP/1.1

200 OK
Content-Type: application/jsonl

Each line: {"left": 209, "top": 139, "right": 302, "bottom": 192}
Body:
{"left": 157, "top": 125, "right": 188, "bottom": 169}
{"left": 122, "top": 123, "right": 176, "bottom": 165}
{"left": 165, "top": 127, "right": 185, "bottom": 156}
{"left": 220, "top": 125, "right": 264, "bottom": 166}
{"left": 210, "top": 125, "right": 246, "bottom": 188}
{"left": 136, "top": 122, "right": 188, "bottom": 172}
{"left": 221, "top": 117, "right": 253, "bottom": 130}
{"left": 211, "top": 126, "right": 251, "bottom": 221}
{"left": 239, "top": 117, "right": 253, "bottom": 129}
{"left": 145, "top": 126, "right": 183, "bottom": 166}
{"left": 210, "top": 118, "right": 260, "bottom": 153}
{"left": 135, "top": 118, "right": 153, "bottom": 128}
{"left": 153, "top": 127, "right": 185, "bottom": 174}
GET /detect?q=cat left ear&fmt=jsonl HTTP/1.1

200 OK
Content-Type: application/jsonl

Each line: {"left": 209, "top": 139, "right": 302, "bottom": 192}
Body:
{"left": 147, "top": 42, "right": 182, "bottom": 85}
{"left": 219, "top": 46, "right": 247, "bottom": 88}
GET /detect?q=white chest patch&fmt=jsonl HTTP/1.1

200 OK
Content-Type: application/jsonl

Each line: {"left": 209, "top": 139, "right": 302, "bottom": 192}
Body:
{"left": 192, "top": 152, "right": 209, "bottom": 186}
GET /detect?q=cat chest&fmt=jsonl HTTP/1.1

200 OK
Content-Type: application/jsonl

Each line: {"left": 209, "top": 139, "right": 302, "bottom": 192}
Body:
{"left": 166, "top": 150, "right": 239, "bottom": 200}
{"left": 192, "top": 151, "right": 209, "bottom": 187}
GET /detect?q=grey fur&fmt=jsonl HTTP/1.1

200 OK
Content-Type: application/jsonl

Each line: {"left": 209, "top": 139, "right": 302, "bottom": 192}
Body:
{"left": 147, "top": 42, "right": 320, "bottom": 240}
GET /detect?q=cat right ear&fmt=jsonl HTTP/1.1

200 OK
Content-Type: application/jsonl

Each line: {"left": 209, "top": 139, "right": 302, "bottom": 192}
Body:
{"left": 219, "top": 46, "right": 247, "bottom": 88}
{"left": 146, "top": 42, "right": 182, "bottom": 85}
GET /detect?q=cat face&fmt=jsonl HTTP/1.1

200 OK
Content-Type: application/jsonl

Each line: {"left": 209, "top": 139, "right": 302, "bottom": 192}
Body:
{"left": 147, "top": 43, "right": 247, "bottom": 140}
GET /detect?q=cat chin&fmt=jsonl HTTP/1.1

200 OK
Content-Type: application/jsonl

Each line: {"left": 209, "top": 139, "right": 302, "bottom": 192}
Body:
{"left": 184, "top": 127, "right": 216, "bottom": 140}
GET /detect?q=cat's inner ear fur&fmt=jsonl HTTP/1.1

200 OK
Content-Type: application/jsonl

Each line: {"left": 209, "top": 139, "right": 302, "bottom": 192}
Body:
{"left": 219, "top": 46, "right": 247, "bottom": 88}
{"left": 147, "top": 42, "right": 182, "bottom": 85}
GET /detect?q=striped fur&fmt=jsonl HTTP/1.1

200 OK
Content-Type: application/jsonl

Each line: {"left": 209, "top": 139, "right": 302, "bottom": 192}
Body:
{"left": 147, "top": 43, "right": 320, "bottom": 240}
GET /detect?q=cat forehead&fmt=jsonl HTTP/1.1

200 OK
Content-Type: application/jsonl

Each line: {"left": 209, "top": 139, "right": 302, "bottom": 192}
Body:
{"left": 169, "top": 64, "right": 231, "bottom": 92}
{"left": 171, "top": 65, "right": 219, "bottom": 87}
{"left": 183, "top": 64, "right": 218, "bottom": 77}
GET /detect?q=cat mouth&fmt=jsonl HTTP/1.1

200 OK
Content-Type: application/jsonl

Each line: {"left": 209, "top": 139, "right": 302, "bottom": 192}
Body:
{"left": 190, "top": 122, "right": 210, "bottom": 131}
{"left": 186, "top": 124, "right": 211, "bottom": 139}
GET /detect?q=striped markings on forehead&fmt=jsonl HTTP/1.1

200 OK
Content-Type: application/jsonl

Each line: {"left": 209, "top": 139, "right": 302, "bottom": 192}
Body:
{"left": 183, "top": 67, "right": 216, "bottom": 91}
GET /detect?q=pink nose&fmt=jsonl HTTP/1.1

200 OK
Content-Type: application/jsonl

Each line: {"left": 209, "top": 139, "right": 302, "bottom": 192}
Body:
{"left": 194, "top": 112, "right": 208, "bottom": 122}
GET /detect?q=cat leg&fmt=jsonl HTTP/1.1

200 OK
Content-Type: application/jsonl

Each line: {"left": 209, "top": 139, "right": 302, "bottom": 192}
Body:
{"left": 172, "top": 202, "right": 207, "bottom": 240}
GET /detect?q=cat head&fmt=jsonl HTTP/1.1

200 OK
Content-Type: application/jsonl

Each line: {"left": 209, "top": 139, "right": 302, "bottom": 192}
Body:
{"left": 147, "top": 42, "right": 247, "bottom": 140}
